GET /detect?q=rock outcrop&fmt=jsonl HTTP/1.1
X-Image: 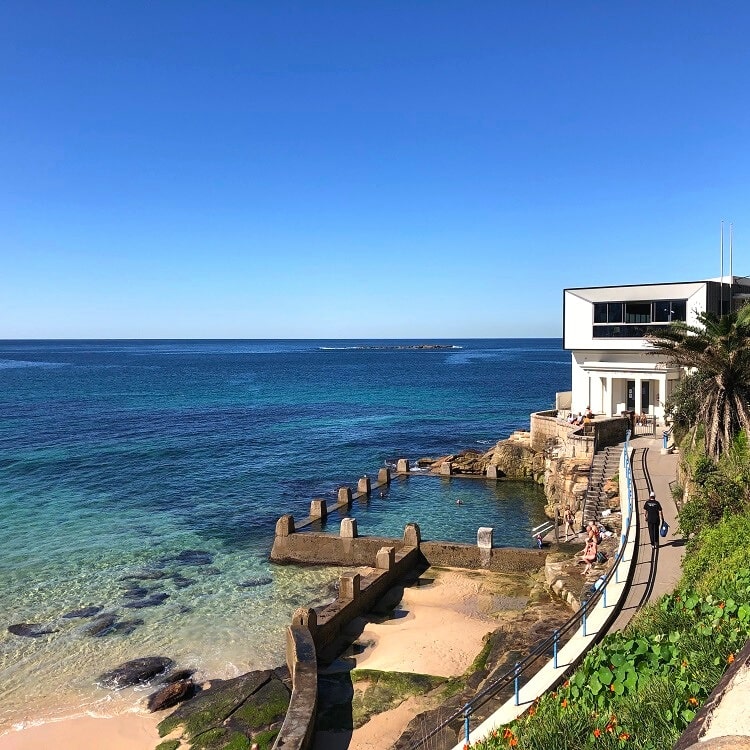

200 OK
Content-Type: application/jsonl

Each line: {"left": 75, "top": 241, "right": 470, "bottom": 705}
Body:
{"left": 98, "top": 656, "right": 176, "bottom": 689}
{"left": 147, "top": 679, "right": 195, "bottom": 712}
{"left": 485, "top": 432, "right": 545, "bottom": 481}
{"left": 156, "top": 669, "right": 291, "bottom": 749}
{"left": 542, "top": 455, "right": 591, "bottom": 519}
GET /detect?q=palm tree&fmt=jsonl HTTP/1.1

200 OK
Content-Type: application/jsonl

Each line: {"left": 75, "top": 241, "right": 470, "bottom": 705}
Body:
{"left": 646, "top": 304, "right": 750, "bottom": 461}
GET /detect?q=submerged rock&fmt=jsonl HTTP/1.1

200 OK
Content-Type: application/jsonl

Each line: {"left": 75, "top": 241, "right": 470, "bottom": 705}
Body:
{"left": 122, "top": 586, "right": 150, "bottom": 599}
{"left": 238, "top": 576, "right": 273, "bottom": 588}
{"left": 98, "top": 656, "right": 175, "bottom": 689}
{"left": 63, "top": 605, "right": 104, "bottom": 619}
{"left": 170, "top": 574, "right": 196, "bottom": 589}
{"left": 120, "top": 570, "right": 168, "bottom": 581}
{"left": 8, "top": 623, "right": 57, "bottom": 638}
{"left": 83, "top": 614, "right": 119, "bottom": 637}
{"left": 174, "top": 550, "right": 214, "bottom": 566}
{"left": 110, "top": 618, "right": 144, "bottom": 636}
{"left": 123, "top": 593, "right": 169, "bottom": 609}
{"left": 147, "top": 679, "right": 195, "bottom": 712}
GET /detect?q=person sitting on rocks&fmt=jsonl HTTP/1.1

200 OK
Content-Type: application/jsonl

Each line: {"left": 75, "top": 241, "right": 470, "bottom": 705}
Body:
{"left": 577, "top": 537, "right": 598, "bottom": 575}
{"left": 585, "top": 523, "right": 601, "bottom": 544}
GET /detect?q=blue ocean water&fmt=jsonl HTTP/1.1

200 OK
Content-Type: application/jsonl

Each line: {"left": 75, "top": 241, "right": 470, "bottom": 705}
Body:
{"left": 0, "top": 339, "right": 569, "bottom": 728}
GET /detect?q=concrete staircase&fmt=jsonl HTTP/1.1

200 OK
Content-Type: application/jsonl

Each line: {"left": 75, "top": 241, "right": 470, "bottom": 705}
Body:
{"left": 582, "top": 445, "right": 621, "bottom": 525}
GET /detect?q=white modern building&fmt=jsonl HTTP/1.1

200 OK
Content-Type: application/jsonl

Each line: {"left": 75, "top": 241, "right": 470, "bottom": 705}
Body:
{"left": 563, "top": 277, "right": 750, "bottom": 424}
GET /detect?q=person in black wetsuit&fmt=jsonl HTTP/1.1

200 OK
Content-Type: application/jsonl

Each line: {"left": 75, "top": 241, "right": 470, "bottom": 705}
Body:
{"left": 644, "top": 491, "right": 664, "bottom": 549}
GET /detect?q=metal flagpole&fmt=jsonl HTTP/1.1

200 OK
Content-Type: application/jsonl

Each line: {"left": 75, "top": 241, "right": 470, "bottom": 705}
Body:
{"left": 730, "top": 223, "right": 734, "bottom": 310}
{"left": 721, "top": 221, "right": 725, "bottom": 314}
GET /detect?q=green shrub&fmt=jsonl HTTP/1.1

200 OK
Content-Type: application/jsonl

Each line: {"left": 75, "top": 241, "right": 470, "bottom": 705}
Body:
{"left": 473, "top": 569, "right": 750, "bottom": 749}
{"left": 681, "top": 508, "right": 750, "bottom": 590}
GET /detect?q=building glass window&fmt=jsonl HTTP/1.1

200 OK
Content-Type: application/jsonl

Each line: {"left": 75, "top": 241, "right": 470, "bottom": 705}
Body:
{"left": 625, "top": 302, "right": 652, "bottom": 324}
{"left": 670, "top": 300, "right": 686, "bottom": 321}
{"left": 592, "top": 298, "right": 687, "bottom": 337}
{"left": 607, "top": 302, "right": 623, "bottom": 323}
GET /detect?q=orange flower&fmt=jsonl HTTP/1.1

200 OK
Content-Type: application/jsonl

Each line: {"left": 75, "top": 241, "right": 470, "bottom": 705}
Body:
{"left": 681, "top": 659, "right": 688, "bottom": 668}
{"left": 563, "top": 680, "right": 570, "bottom": 688}
{"left": 593, "top": 728, "right": 602, "bottom": 738}
{"left": 728, "top": 653, "right": 735, "bottom": 664}
{"left": 619, "top": 732, "right": 631, "bottom": 740}
{"left": 688, "top": 697, "right": 698, "bottom": 706}
{"left": 509, "top": 739, "right": 518, "bottom": 748}
{"left": 503, "top": 728, "right": 514, "bottom": 739}
{"left": 610, "top": 683, "right": 615, "bottom": 691}
{"left": 718, "top": 601, "right": 725, "bottom": 609}
{"left": 606, "top": 724, "right": 615, "bottom": 733}
{"left": 528, "top": 705, "right": 537, "bottom": 717}
{"left": 561, "top": 698, "right": 569, "bottom": 708}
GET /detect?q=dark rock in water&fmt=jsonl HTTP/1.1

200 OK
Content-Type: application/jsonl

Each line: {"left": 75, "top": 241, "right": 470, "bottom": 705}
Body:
{"left": 63, "top": 605, "right": 104, "bottom": 619}
{"left": 238, "top": 576, "right": 273, "bottom": 588}
{"left": 147, "top": 679, "right": 194, "bottom": 712}
{"left": 170, "top": 574, "right": 196, "bottom": 589}
{"left": 174, "top": 550, "right": 214, "bottom": 566}
{"left": 163, "top": 668, "right": 196, "bottom": 684}
{"left": 98, "top": 656, "right": 175, "bottom": 689}
{"left": 8, "top": 623, "right": 57, "bottom": 638}
{"left": 202, "top": 566, "right": 221, "bottom": 576}
{"left": 120, "top": 570, "right": 168, "bottom": 581}
{"left": 122, "top": 586, "right": 150, "bottom": 599}
{"left": 123, "top": 592, "right": 169, "bottom": 609}
{"left": 110, "top": 618, "right": 144, "bottom": 636}
{"left": 176, "top": 605, "right": 193, "bottom": 615}
{"left": 83, "top": 614, "right": 119, "bottom": 637}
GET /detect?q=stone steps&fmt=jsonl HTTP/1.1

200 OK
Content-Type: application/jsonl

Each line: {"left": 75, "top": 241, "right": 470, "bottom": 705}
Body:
{"left": 583, "top": 446, "right": 621, "bottom": 524}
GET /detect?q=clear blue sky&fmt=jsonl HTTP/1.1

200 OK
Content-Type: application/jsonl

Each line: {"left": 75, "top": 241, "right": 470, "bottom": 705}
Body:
{"left": 2, "top": 2, "right": 749, "bottom": 338}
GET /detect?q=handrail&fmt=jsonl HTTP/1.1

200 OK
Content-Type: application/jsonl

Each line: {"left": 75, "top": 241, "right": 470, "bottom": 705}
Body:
{"left": 407, "top": 431, "right": 635, "bottom": 750}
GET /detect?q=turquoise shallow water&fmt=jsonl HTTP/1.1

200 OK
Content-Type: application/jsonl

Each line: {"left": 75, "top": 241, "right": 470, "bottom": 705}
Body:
{"left": 0, "top": 339, "right": 569, "bottom": 729}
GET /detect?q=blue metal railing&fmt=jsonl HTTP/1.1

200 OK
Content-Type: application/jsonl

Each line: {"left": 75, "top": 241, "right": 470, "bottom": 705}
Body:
{"left": 408, "top": 432, "right": 635, "bottom": 750}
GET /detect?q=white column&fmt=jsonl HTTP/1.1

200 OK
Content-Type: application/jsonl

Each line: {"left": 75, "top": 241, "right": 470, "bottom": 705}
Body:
{"left": 605, "top": 375, "right": 613, "bottom": 416}
{"left": 635, "top": 377, "right": 642, "bottom": 415}
{"left": 656, "top": 374, "right": 667, "bottom": 423}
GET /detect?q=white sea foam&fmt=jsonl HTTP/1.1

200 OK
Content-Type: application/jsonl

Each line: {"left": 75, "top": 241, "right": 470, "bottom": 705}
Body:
{"left": 0, "top": 359, "right": 69, "bottom": 369}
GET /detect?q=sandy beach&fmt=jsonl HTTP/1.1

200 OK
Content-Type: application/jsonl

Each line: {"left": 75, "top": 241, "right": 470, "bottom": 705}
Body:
{"left": 318, "top": 567, "right": 533, "bottom": 750}
{"left": 0, "top": 713, "right": 160, "bottom": 750}
{"left": 1, "top": 567, "right": 520, "bottom": 750}
{"left": 351, "top": 568, "right": 502, "bottom": 676}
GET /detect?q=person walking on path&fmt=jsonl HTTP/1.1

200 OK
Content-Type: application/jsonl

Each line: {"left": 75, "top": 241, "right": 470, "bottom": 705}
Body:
{"left": 644, "top": 490, "right": 664, "bottom": 549}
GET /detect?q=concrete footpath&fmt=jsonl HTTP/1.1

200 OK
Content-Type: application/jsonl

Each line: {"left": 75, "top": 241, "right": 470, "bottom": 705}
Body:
{"left": 611, "top": 435, "right": 683, "bottom": 631}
